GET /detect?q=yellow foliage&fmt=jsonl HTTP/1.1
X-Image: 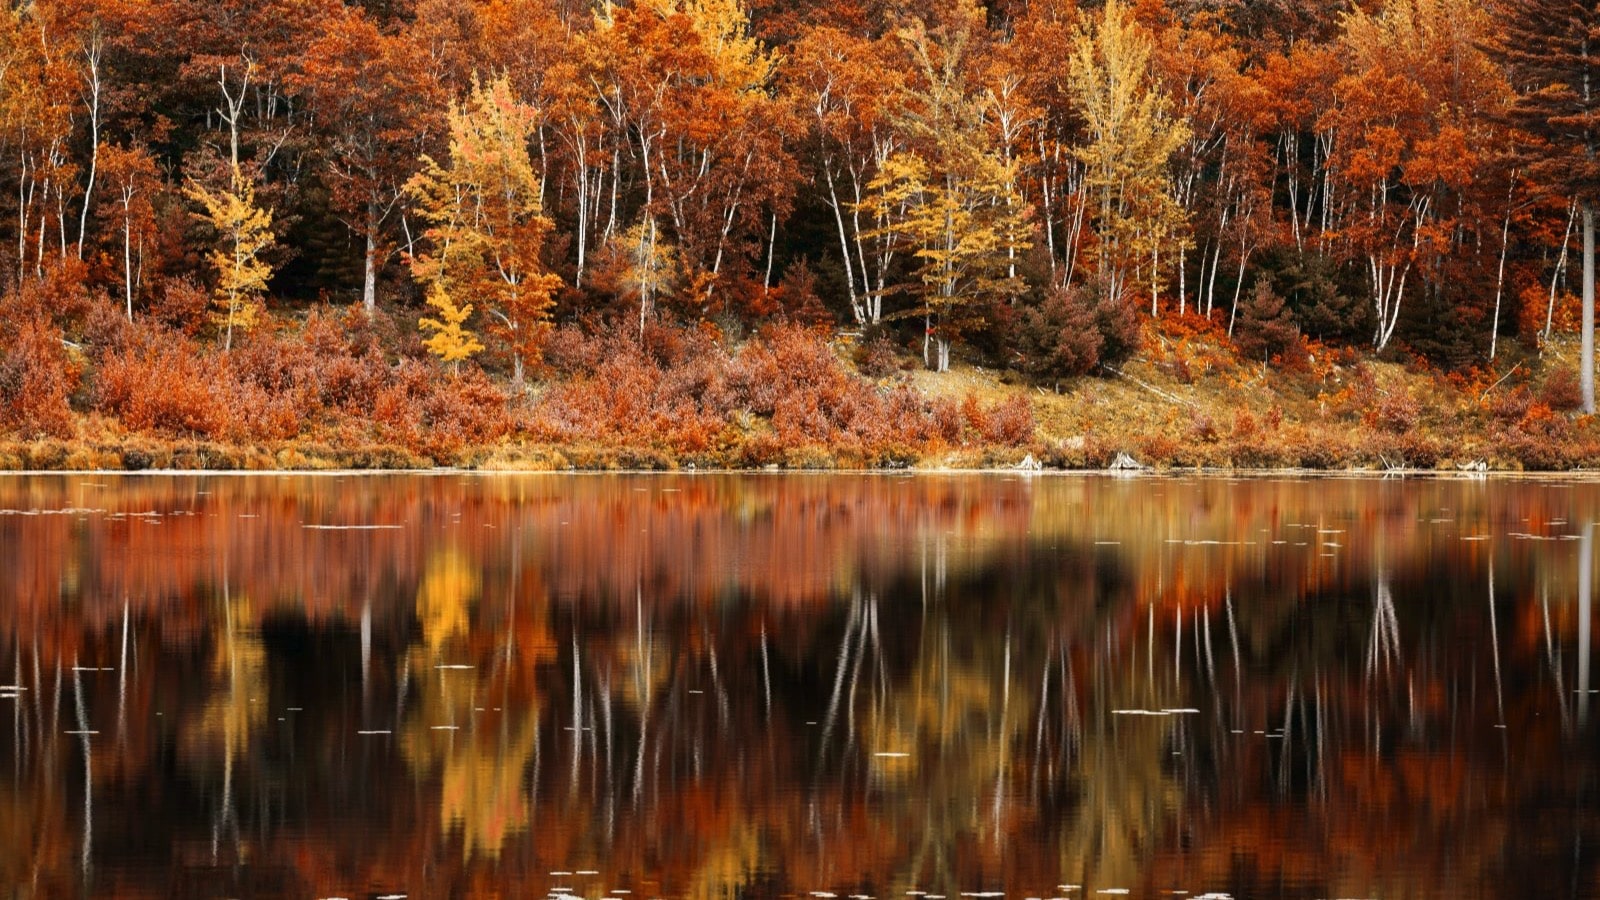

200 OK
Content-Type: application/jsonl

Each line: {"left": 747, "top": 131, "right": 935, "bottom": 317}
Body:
{"left": 406, "top": 74, "right": 562, "bottom": 377}
{"left": 184, "top": 173, "right": 274, "bottom": 350}
{"left": 1070, "top": 0, "right": 1190, "bottom": 301}
{"left": 419, "top": 281, "right": 485, "bottom": 367}
{"left": 436, "top": 717, "right": 539, "bottom": 860}
{"left": 416, "top": 547, "right": 479, "bottom": 653}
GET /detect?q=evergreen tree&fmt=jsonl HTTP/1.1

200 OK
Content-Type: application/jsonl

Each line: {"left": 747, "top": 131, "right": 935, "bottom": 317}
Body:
{"left": 1234, "top": 278, "right": 1299, "bottom": 364}
{"left": 1498, "top": 0, "right": 1600, "bottom": 411}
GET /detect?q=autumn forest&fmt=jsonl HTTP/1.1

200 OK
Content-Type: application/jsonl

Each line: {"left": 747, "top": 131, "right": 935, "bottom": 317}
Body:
{"left": 1, "top": 0, "right": 1598, "bottom": 469}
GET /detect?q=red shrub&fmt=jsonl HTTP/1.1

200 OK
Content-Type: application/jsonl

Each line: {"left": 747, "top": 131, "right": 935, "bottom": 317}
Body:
{"left": 1542, "top": 368, "right": 1584, "bottom": 412}
{"left": 0, "top": 313, "right": 78, "bottom": 437}
{"left": 420, "top": 368, "right": 512, "bottom": 458}
{"left": 95, "top": 328, "right": 230, "bottom": 436}
{"left": 982, "top": 395, "right": 1034, "bottom": 446}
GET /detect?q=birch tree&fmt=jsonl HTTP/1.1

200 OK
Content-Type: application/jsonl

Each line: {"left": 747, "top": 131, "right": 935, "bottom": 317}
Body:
{"left": 1069, "top": 0, "right": 1189, "bottom": 311}
{"left": 406, "top": 75, "right": 563, "bottom": 383}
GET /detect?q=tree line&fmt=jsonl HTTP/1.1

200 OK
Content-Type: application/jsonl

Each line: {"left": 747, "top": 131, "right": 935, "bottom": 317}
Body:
{"left": 0, "top": 0, "right": 1593, "bottom": 402}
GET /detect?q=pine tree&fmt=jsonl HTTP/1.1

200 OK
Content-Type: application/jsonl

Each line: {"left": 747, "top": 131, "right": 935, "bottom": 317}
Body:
{"left": 1498, "top": 0, "right": 1600, "bottom": 411}
{"left": 1234, "top": 279, "right": 1299, "bottom": 364}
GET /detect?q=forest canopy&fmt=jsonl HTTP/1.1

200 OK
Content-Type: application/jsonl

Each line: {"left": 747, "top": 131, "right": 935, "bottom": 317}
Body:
{"left": 0, "top": 0, "right": 1593, "bottom": 466}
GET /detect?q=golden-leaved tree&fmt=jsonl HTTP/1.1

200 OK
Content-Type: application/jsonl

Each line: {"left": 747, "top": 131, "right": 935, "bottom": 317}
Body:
{"left": 407, "top": 74, "right": 562, "bottom": 382}
{"left": 1070, "top": 0, "right": 1189, "bottom": 311}
{"left": 185, "top": 170, "right": 273, "bottom": 351}
{"left": 860, "top": 1, "right": 1030, "bottom": 372}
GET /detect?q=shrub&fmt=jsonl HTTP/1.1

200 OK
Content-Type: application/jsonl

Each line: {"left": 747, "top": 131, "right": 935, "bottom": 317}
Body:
{"left": 981, "top": 395, "right": 1034, "bottom": 446}
{"left": 94, "top": 327, "right": 230, "bottom": 436}
{"left": 1542, "top": 367, "right": 1584, "bottom": 412}
{"left": 0, "top": 314, "right": 78, "bottom": 438}
{"left": 855, "top": 335, "right": 903, "bottom": 379}
{"left": 1372, "top": 389, "right": 1421, "bottom": 434}
{"left": 419, "top": 368, "right": 512, "bottom": 460}
{"left": 543, "top": 323, "right": 604, "bottom": 376}
{"left": 148, "top": 277, "right": 212, "bottom": 336}
{"left": 1489, "top": 384, "right": 1533, "bottom": 423}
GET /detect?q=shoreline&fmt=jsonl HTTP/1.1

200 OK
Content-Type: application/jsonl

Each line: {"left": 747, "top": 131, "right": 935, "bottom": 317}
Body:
{"left": 0, "top": 461, "right": 1593, "bottom": 479}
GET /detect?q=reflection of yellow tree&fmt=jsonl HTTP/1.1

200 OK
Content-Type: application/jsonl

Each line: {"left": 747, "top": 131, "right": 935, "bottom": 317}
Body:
{"left": 1056, "top": 707, "right": 1183, "bottom": 889}
{"left": 402, "top": 545, "right": 556, "bottom": 860}
{"left": 686, "top": 818, "right": 762, "bottom": 900}
{"left": 435, "top": 717, "right": 540, "bottom": 860}
{"left": 416, "top": 548, "right": 478, "bottom": 654}
{"left": 845, "top": 612, "right": 1032, "bottom": 895}
{"left": 183, "top": 590, "right": 266, "bottom": 826}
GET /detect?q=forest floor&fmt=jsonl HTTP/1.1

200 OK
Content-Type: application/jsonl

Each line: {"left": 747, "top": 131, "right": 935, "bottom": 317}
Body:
{"left": 2, "top": 313, "right": 1597, "bottom": 473}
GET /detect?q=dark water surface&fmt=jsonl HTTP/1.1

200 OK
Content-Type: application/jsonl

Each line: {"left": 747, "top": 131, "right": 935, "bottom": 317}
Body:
{"left": 2, "top": 473, "right": 1599, "bottom": 899}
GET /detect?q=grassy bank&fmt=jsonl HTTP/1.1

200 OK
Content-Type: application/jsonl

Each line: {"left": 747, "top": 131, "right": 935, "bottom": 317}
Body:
{"left": 4, "top": 309, "right": 1598, "bottom": 473}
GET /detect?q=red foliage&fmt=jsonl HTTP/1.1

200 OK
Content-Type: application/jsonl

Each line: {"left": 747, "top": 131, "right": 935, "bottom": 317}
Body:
{"left": 527, "top": 322, "right": 1034, "bottom": 460}
{"left": 95, "top": 326, "right": 232, "bottom": 437}
{"left": 0, "top": 313, "right": 78, "bottom": 438}
{"left": 1541, "top": 368, "right": 1584, "bottom": 412}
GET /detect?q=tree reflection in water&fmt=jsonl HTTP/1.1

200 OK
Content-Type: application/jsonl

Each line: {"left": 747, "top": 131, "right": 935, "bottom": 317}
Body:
{"left": 0, "top": 473, "right": 1597, "bottom": 898}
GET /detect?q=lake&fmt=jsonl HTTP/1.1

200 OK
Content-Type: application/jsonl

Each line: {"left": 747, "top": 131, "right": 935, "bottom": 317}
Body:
{"left": 0, "top": 472, "right": 1597, "bottom": 899}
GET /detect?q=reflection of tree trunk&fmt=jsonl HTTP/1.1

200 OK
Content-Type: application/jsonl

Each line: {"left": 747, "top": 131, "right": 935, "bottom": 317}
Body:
{"left": 73, "top": 663, "right": 92, "bottom": 878}
{"left": 571, "top": 636, "right": 583, "bottom": 797}
{"left": 117, "top": 601, "right": 129, "bottom": 747}
{"left": 1488, "top": 559, "right": 1505, "bottom": 729}
{"left": 1580, "top": 523, "right": 1592, "bottom": 725}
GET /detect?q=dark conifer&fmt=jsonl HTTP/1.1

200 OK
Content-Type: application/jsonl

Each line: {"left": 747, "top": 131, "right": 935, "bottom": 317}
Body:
{"left": 1498, "top": 0, "right": 1600, "bottom": 410}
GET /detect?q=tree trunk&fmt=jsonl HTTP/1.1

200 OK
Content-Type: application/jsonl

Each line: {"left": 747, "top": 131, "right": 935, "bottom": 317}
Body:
{"left": 123, "top": 213, "right": 133, "bottom": 320}
{"left": 1585, "top": 201, "right": 1595, "bottom": 413}
{"left": 362, "top": 229, "right": 378, "bottom": 317}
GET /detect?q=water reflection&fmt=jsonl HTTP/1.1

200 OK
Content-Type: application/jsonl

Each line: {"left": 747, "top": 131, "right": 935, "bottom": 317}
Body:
{"left": 0, "top": 474, "right": 1597, "bottom": 898}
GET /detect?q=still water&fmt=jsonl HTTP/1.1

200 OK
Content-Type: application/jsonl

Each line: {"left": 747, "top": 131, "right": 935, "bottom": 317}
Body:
{"left": 0, "top": 473, "right": 1597, "bottom": 899}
